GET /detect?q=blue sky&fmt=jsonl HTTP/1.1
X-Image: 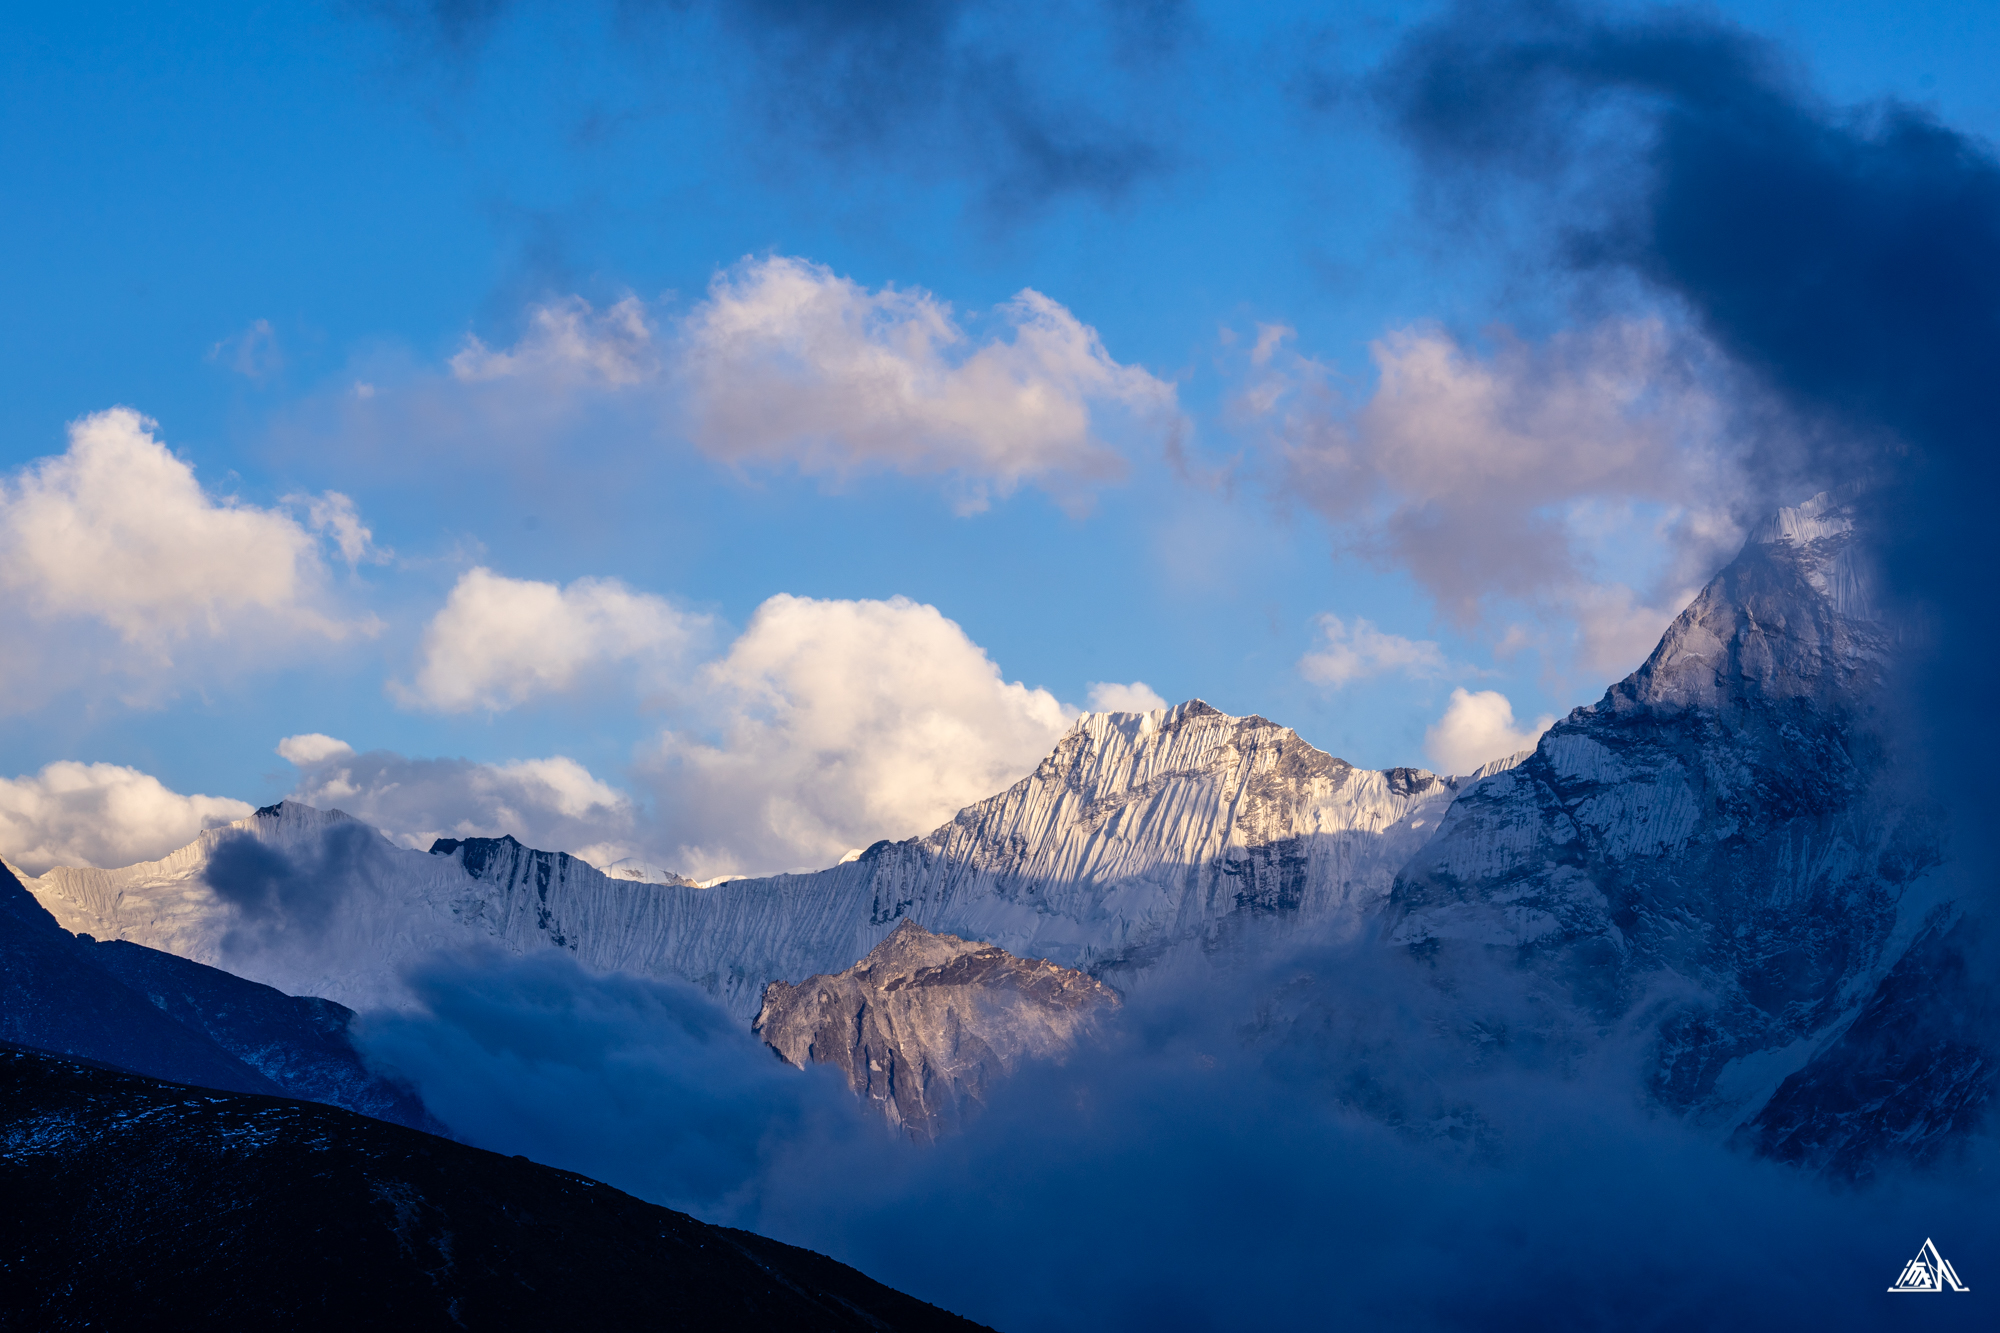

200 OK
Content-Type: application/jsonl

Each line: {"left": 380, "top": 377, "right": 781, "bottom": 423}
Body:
{"left": 3, "top": 0, "right": 1995, "bottom": 878}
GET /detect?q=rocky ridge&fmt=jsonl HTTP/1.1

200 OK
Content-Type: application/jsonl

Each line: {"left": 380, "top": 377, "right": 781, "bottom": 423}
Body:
{"left": 1, "top": 859, "right": 435, "bottom": 1129}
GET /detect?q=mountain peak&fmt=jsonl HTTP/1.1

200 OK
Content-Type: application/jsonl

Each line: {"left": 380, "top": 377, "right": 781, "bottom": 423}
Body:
{"left": 1612, "top": 485, "right": 1886, "bottom": 716}
{"left": 1749, "top": 485, "right": 1859, "bottom": 548}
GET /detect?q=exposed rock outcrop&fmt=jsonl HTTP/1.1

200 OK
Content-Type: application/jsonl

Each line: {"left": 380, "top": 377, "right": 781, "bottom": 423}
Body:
{"left": 755, "top": 921, "right": 1118, "bottom": 1139}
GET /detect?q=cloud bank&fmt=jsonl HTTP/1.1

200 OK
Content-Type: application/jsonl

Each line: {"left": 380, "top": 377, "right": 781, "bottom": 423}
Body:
{"left": 1250, "top": 318, "right": 1746, "bottom": 683}
{"left": 348, "top": 933, "right": 1996, "bottom": 1333}
{"left": 0, "top": 762, "right": 254, "bottom": 876}
{"left": 356, "top": 947, "right": 866, "bottom": 1218}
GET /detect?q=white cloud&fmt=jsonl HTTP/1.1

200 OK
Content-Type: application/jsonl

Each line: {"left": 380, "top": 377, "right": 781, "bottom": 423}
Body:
{"left": 282, "top": 744, "right": 642, "bottom": 863}
{"left": 324, "top": 259, "right": 1173, "bottom": 515}
{"left": 647, "top": 593, "right": 1075, "bottom": 878}
{"left": 1423, "top": 688, "right": 1554, "bottom": 776}
{"left": 396, "top": 567, "right": 707, "bottom": 713}
{"left": 1261, "top": 319, "right": 1747, "bottom": 683}
{"left": 1297, "top": 614, "right": 1448, "bottom": 688}
{"left": 450, "top": 296, "right": 657, "bottom": 386}
{"left": 291, "top": 491, "right": 379, "bottom": 566}
{"left": 1567, "top": 581, "right": 1700, "bottom": 682}
{"left": 1086, "top": 680, "right": 1169, "bottom": 713}
{"left": 276, "top": 733, "right": 355, "bottom": 766}
{"left": 0, "top": 409, "right": 378, "bottom": 701}
{"left": 676, "top": 256, "right": 1175, "bottom": 511}
{"left": 208, "top": 317, "right": 283, "bottom": 382}
{"left": 0, "top": 762, "right": 254, "bottom": 876}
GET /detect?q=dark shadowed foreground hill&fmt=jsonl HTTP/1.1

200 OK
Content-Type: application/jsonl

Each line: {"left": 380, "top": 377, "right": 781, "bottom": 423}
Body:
{"left": 0, "top": 860, "right": 435, "bottom": 1130}
{"left": 0, "top": 1045, "right": 989, "bottom": 1332}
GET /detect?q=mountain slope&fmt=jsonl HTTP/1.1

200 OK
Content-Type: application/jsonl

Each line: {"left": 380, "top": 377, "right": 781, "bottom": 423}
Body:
{"left": 1739, "top": 912, "right": 1996, "bottom": 1177}
{"left": 0, "top": 1044, "right": 988, "bottom": 1332}
{"left": 756, "top": 920, "right": 1118, "bottom": 1139}
{"left": 79, "top": 935, "right": 440, "bottom": 1132}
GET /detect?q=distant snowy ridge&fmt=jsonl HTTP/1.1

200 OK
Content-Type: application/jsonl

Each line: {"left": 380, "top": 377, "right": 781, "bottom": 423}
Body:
{"left": 20, "top": 703, "right": 1472, "bottom": 1018}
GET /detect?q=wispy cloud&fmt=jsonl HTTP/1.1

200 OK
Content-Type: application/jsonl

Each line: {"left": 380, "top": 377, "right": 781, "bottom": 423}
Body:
{"left": 1235, "top": 318, "right": 1747, "bottom": 686}
{"left": 1297, "top": 614, "right": 1448, "bottom": 688}
{"left": 207, "top": 317, "right": 284, "bottom": 383}
{"left": 677, "top": 256, "right": 1173, "bottom": 513}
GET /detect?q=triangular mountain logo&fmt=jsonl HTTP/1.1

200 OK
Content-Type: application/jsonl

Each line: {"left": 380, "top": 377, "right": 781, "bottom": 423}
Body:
{"left": 1887, "top": 1238, "right": 1970, "bottom": 1293}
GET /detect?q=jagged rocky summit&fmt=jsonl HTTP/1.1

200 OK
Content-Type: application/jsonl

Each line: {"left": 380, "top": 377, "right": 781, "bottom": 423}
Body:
{"left": 1382, "top": 489, "right": 1980, "bottom": 1167}
{"left": 756, "top": 921, "right": 1118, "bottom": 1139}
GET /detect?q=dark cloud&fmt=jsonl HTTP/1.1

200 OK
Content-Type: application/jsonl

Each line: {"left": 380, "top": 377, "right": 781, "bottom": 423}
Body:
{"left": 206, "top": 822, "right": 389, "bottom": 952}
{"left": 358, "top": 0, "right": 1189, "bottom": 210}
{"left": 354, "top": 0, "right": 514, "bottom": 53}
{"left": 708, "top": 0, "right": 1178, "bottom": 207}
{"left": 353, "top": 946, "right": 878, "bottom": 1216}
{"left": 1377, "top": 0, "right": 2000, "bottom": 868}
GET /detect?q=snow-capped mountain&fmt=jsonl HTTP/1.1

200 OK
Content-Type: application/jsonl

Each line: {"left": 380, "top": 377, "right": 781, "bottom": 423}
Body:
{"left": 15, "top": 487, "right": 1985, "bottom": 1170}
{"left": 755, "top": 920, "right": 1118, "bottom": 1139}
{"left": 17, "top": 707, "right": 1471, "bottom": 1018}
{"left": 1385, "top": 489, "right": 1975, "bottom": 1152}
